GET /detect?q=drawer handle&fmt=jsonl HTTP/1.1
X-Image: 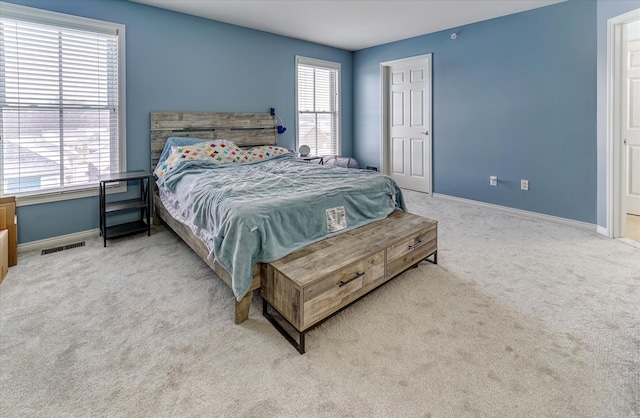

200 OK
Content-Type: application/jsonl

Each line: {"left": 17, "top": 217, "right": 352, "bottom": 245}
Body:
{"left": 338, "top": 272, "right": 365, "bottom": 287}
{"left": 408, "top": 240, "right": 426, "bottom": 251}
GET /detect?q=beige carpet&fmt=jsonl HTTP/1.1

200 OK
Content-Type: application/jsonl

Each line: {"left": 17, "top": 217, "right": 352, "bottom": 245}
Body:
{"left": 1, "top": 191, "right": 638, "bottom": 417}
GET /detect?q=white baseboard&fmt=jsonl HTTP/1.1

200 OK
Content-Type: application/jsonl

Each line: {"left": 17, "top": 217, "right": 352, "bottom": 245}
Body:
{"left": 596, "top": 225, "right": 610, "bottom": 237}
{"left": 431, "top": 193, "right": 596, "bottom": 231}
{"left": 18, "top": 217, "right": 159, "bottom": 252}
{"left": 18, "top": 229, "right": 100, "bottom": 253}
{"left": 617, "top": 237, "right": 640, "bottom": 249}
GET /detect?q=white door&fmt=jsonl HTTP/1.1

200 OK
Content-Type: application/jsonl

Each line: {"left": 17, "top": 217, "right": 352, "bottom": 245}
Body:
{"left": 385, "top": 56, "right": 431, "bottom": 193}
{"left": 623, "top": 29, "right": 640, "bottom": 216}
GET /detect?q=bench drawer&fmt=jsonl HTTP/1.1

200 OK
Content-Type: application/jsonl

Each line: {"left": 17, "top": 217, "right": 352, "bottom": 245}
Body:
{"left": 303, "top": 250, "right": 385, "bottom": 329}
{"left": 386, "top": 223, "right": 437, "bottom": 279}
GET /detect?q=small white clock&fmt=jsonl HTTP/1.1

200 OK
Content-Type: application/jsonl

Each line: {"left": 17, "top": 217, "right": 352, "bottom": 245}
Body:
{"left": 299, "top": 145, "right": 310, "bottom": 157}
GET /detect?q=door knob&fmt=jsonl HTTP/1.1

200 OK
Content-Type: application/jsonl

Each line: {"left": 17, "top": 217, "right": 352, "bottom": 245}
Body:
{"left": 420, "top": 131, "right": 429, "bottom": 135}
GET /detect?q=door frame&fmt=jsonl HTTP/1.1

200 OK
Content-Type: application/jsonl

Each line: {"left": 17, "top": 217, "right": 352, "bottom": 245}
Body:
{"left": 606, "top": 9, "right": 640, "bottom": 238}
{"left": 380, "top": 53, "right": 433, "bottom": 195}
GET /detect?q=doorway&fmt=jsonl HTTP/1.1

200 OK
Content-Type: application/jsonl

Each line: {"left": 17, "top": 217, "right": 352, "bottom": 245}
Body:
{"left": 608, "top": 10, "right": 640, "bottom": 242}
{"left": 380, "top": 54, "right": 432, "bottom": 194}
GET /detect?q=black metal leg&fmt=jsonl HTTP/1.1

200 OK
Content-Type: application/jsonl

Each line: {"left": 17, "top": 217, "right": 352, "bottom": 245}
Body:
{"left": 263, "top": 299, "right": 306, "bottom": 354}
{"left": 101, "top": 183, "right": 107, "bottom": 247}
{"left": 145, "top": 177, "right": 151, "bottom": 236}
{"left": 425, "top": 250, "right": 437, "bottom": 264}
{"left": 99, "top": 184, "right": 102, "bottom": 237}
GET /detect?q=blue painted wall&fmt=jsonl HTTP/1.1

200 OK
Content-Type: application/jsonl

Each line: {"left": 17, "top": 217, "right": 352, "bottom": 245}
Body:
{"left": 4, "top": 0, "right": 353, "bottom": 244}
{"left": 596, "top": 0, "right": 639, "bottom": 228}
{"left": 6, "top": 0, "right": 627, "bottom": 243}
{"left": 353, "top": 0, "right": 597, "bottom": 223}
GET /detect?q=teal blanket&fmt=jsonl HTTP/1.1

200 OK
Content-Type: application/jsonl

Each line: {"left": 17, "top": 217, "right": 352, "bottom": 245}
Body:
{"left": 157, "top": 154, "right": 406, "bottom": 301}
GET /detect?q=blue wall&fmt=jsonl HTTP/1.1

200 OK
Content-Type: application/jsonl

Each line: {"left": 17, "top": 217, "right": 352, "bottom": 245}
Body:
{"left": 7, "top": 0, "right": 629, "bottom": 243}
{"left": 5, "top": 0, "right": 353, "bottom": 244}
{"left": 353, "top": 0, "right": 597, "bottom": 223}
{"left": 596, "top": 0, "right": 639, "bottom": 228}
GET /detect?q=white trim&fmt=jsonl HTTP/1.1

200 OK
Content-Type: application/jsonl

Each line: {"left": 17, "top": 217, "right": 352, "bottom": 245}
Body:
{"left": 18, "top": 228, "right": 100, "bottom": 253}
{"left": 606, "top": 8, "right": 640, "bottom": 239}
{"left": 432, "top": 193, "right": 596, "bottom": 231}
{"left": 0, "top": 1, "right": 120, "bottom": 34}
{"left": 18, "top": 215, "right": 158, "bottom": 252}
{"left": 19, "top": 215, "right": 159, "bottom": 251}
{"left": 596, "top": 225, "right": 609, "bottom": 236}
{"left": 296, "top": 56, "right": 341, "bottom": 70}
{"left": 295, "top": 55, "right": 341, "bottom": 155}
{"left": 380, "top": 53, "right": 433, "bottom": 195}
{"left": 380, "top": 65, "right": 388, "bottom": 174}
{"left": 617, "top": 237, "right": 640, "bottom": 249}
{"left": 119, "top": 26, "right": 128, "bottom": 177}
{"left": 15, "top": 183, "right": 125, "bottom": 207}
{"left": 605, "top": 19, "right": 615, "bottom": 238}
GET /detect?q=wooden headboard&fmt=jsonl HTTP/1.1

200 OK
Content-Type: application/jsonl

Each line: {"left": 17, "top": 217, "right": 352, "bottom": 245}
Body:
{"left": 150, "top": 112, "right": 279, "bottom": 172}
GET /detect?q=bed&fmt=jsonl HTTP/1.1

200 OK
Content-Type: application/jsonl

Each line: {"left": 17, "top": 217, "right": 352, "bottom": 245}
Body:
{"left": 150, "top": 112, "right": 409, "bottom": 325}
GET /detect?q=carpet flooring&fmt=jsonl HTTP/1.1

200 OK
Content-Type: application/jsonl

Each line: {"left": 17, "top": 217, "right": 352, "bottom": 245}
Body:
{"left": 1, "top": 191, "right": 638, "bottom": 417}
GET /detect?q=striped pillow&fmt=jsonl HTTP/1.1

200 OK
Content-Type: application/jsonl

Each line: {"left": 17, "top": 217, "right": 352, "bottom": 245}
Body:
{"left": 242, "top": 146, "right": 291, "bottom": 162}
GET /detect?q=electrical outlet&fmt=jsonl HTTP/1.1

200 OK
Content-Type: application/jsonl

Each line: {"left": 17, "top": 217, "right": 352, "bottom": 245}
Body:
{"left": 490, "top": 176, "right": 498, "bottom": 186}
{"left": 521, "top": 179, "right": 529, "bottom": 191}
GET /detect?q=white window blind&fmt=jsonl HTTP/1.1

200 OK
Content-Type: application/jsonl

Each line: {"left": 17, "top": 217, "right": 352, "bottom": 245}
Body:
{"left": 296, "top": 56, "right": 340, "bottom": 156}
{"left": 0, "top": 3, "right": 125, "bottom": 199}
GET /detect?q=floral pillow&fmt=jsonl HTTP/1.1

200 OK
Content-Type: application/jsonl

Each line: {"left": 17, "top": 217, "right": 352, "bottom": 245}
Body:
{"left": 242, "top": 146, "right": 291, "bottom": 163}
{"left": 157, "top": 137, "right": 236, "bottom": 166}
{"left": 154, "top": 141, "right": 244, "bottom": 178}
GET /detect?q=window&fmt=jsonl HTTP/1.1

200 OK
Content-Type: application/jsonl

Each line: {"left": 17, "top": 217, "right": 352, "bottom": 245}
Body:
{"left": 0, "top": 3, "right": 125, "bottom": 203}
{"left": 296, "top": 56, "right": 340, "bottom": 156}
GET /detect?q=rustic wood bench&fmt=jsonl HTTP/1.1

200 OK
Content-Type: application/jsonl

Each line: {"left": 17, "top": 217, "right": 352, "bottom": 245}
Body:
{"left": 261, "top": 210, "right": 437, "bottom": 353}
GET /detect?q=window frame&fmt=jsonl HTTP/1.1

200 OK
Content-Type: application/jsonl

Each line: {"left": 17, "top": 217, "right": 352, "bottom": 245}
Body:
{"left": 0, "top": 2, "right": 126, "bottom": 206}
{"left": 295, "top": 55, "right": 341, "bottom": 157}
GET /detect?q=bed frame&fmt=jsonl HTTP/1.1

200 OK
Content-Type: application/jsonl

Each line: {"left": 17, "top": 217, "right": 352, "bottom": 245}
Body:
{"left": 150, "top": 112, "right": 279, "bottom": 323}
{"left": 150, "top": 112, "right": 438, "bottom": 339}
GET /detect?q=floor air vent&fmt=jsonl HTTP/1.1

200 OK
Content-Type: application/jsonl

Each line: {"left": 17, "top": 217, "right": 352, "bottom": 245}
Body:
{"left": 41, "top": 241, "right": 85, "bottom": 255}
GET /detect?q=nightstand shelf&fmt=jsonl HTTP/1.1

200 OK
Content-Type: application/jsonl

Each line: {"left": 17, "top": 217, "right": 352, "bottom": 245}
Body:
{"left": 99, "top": 171, "right": 152, "bottom": 247}
{"left": 105, "top": 198, "right": 149, "bottom": 213}
{"left": 104, "top": 220, "right": 150, "bottom": 239}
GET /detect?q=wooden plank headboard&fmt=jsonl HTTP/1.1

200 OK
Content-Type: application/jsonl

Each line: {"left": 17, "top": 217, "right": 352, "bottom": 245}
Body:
{"left": 150, "top": 112, "right": 279, "bottom": 171}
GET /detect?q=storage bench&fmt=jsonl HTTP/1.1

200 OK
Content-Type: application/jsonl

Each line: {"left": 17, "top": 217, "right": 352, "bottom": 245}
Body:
{"left": 261, "top": 210, "right": 437, "bottom": 353}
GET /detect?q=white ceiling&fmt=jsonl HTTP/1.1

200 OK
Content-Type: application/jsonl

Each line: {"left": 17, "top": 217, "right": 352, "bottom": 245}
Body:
{"left": 129, "top": 0, "right": 566, "bottom": 51}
